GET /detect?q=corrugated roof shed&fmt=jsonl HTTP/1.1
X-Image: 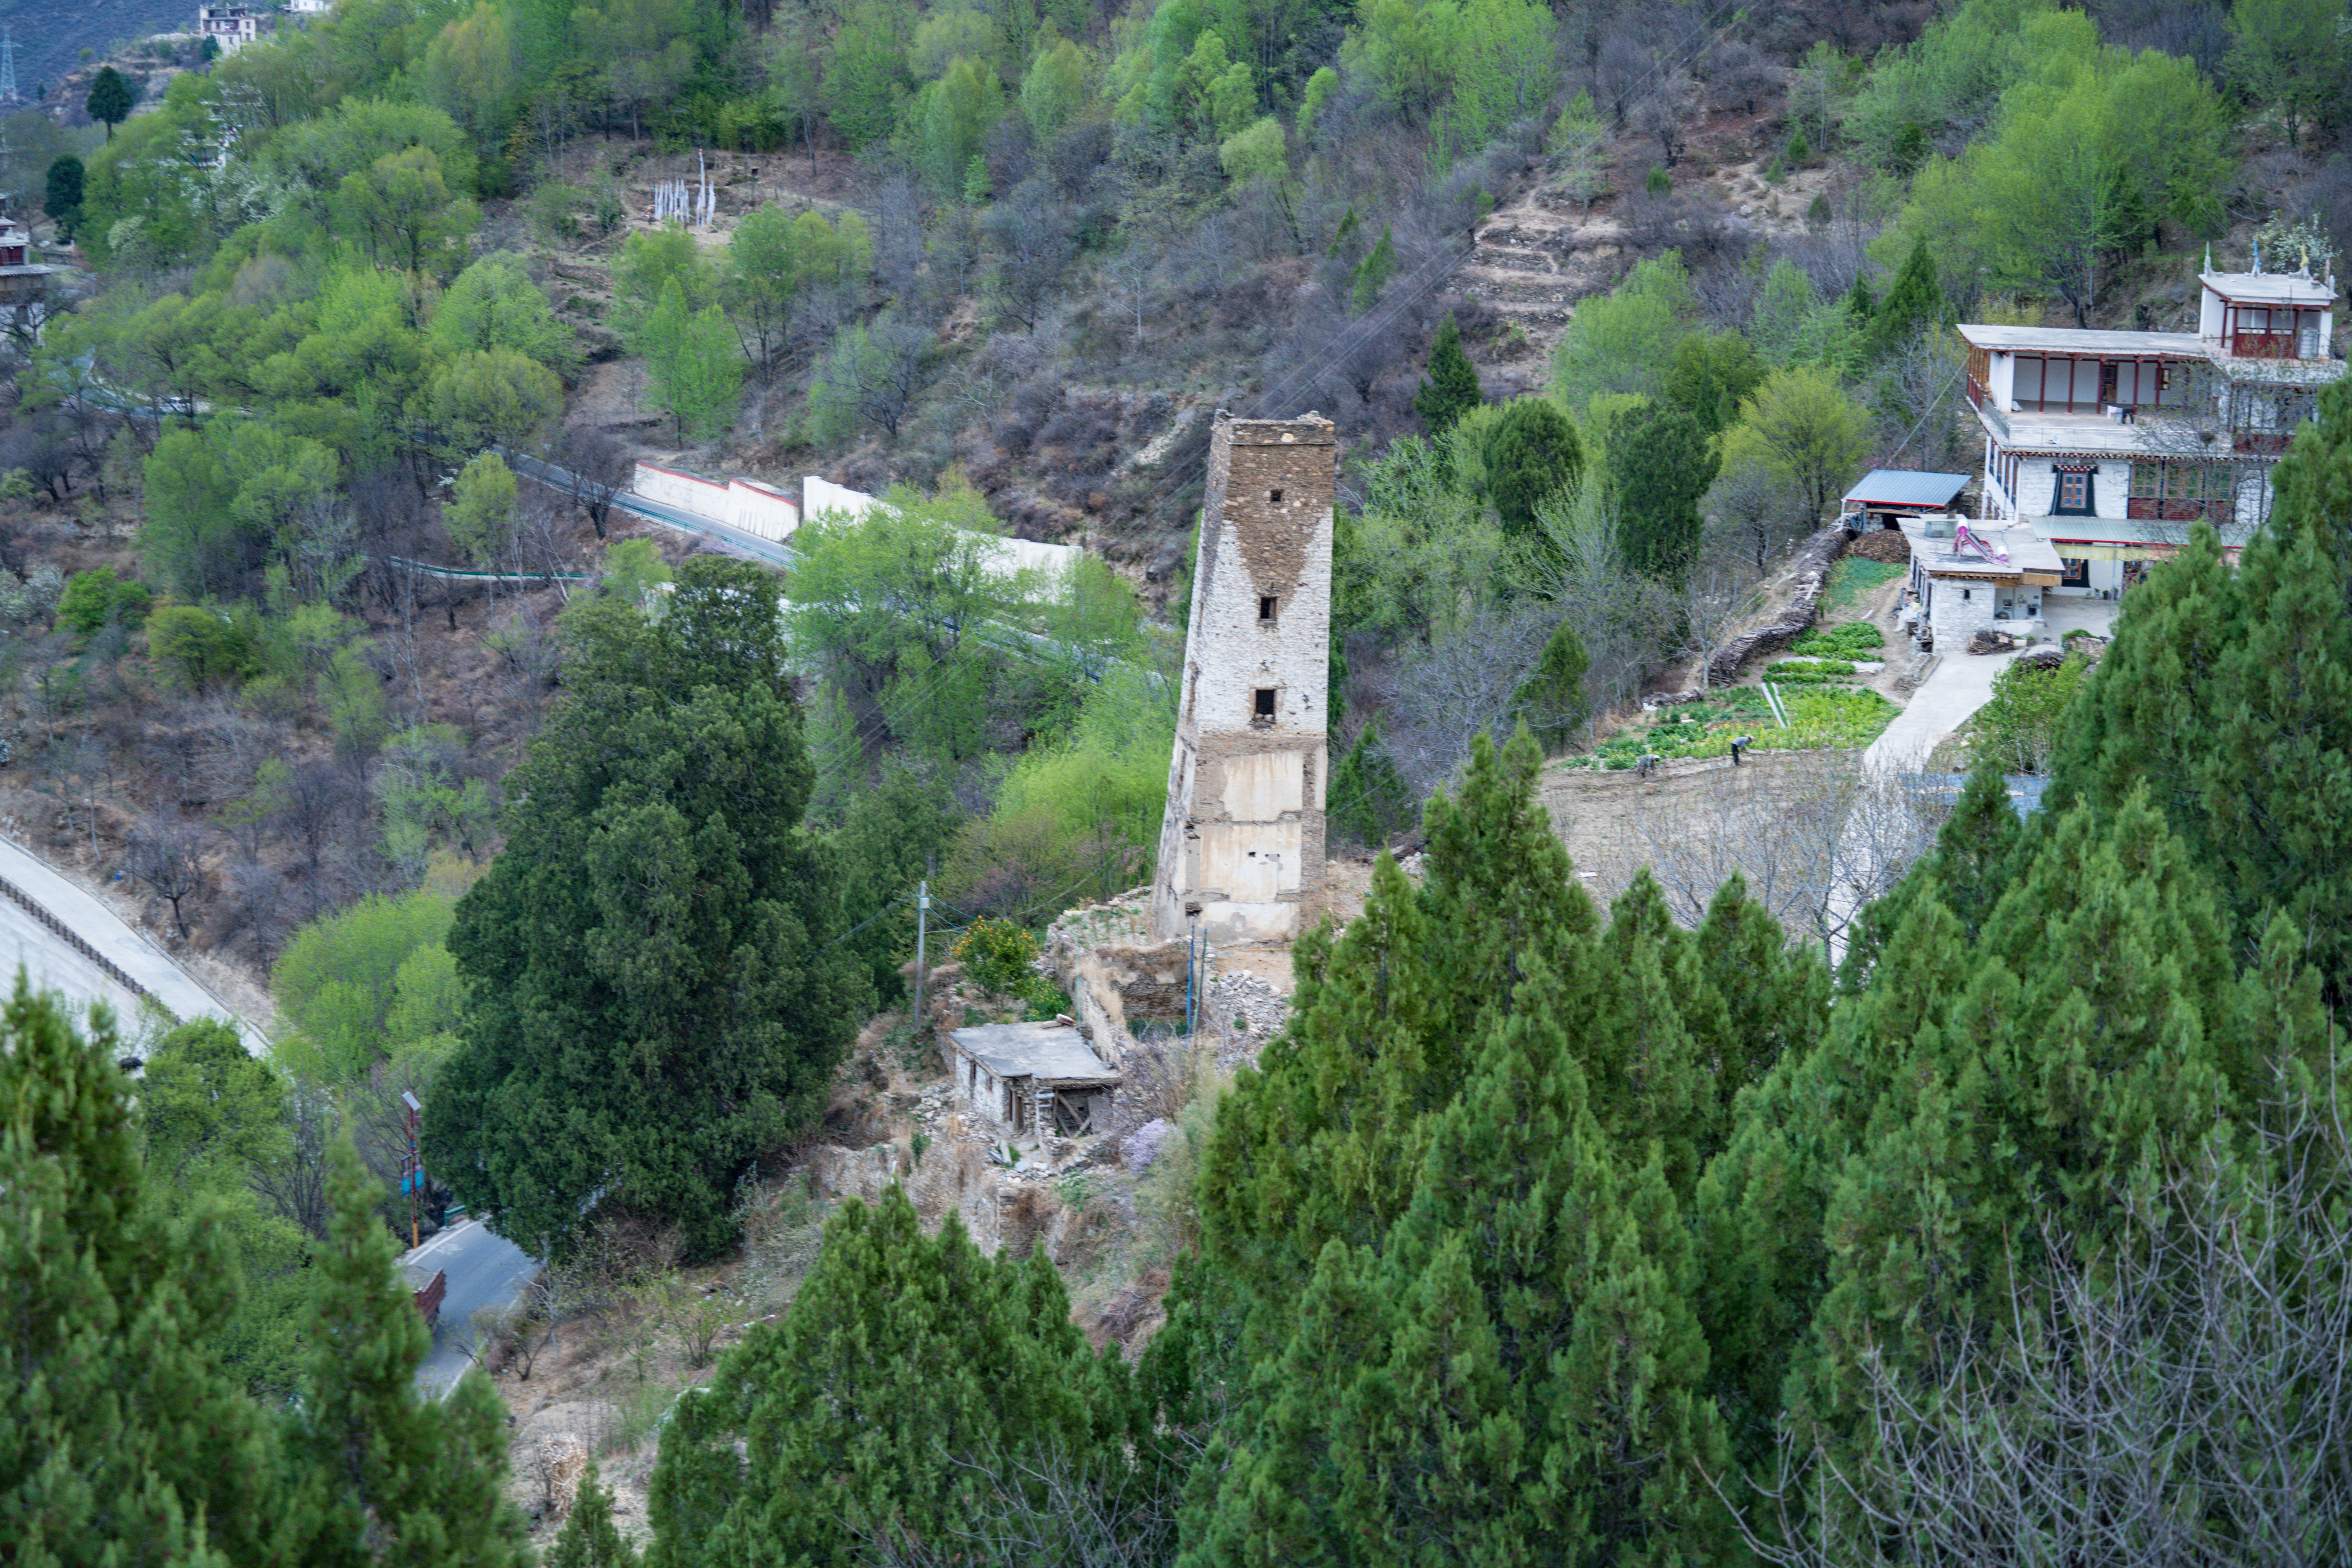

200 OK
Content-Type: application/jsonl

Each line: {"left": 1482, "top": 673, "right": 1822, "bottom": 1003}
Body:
{"left": 1843, "top": 470, "right": 1973, "bottom": 510}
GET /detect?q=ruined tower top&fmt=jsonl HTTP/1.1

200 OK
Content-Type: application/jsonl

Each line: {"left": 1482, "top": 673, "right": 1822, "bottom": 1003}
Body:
{"left": 1150, "top": 411, "right": 1337, "bottom": 946}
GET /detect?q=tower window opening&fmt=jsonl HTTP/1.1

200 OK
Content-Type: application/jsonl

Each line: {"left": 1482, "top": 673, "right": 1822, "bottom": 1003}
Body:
{"left": 1259, "top": 595, "right": 1278, "bottom": 623}
{"left": 1269, "top": 488, "right": 1284, "bottom": 504}
{"left": 1253, "top": 688, "right": 1277, "bottom": 720}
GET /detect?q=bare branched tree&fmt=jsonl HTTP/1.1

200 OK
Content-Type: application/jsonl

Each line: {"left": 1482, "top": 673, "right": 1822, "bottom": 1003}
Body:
{"left": 126, "top": 809, "right": 209, "bottom": 939}
{"left": 1730, "top": 1082, "right": 2352, "bottom": 1568}
{"left": 1870, "top": 324, "right": 1971, "bottom": 474}
{"left": 1383, "top": 605, "right": 1555, "bottom": 791}
{"left": 1678, "top": 522, "right": 1771, "bottom": 686}
{"left": 1632, "top": 753, "right": 1948, "bottom": 949}
{"left": 1523, "top": 477, "right": 1681, "bottom": 715}
{"left": 864, "top": 1439, "right": 1184, "bottom": 1568}
{"left": 554, "top": 427, "right": 632, "bottom": 541}
{"left": 1707, "top": 459, "right": 1811, "bottom": 576}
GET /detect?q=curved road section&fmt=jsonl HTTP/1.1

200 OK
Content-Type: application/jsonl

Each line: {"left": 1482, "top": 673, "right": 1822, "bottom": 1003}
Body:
{"left": 0, "top": 836, "right": 267, "bottom": 1054}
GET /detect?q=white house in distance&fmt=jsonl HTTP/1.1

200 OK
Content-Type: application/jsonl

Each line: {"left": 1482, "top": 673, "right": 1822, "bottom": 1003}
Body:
{"left": 196, "top": 4, "right": 268, "bottom": 50}
{"left": 1960, "top": 255, "right": 2344, "bottom": 599}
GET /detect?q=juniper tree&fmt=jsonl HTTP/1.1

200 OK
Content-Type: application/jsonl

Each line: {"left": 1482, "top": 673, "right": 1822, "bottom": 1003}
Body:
{"left": 1412, "top": 312, "right": 1483, "bottom": 433}
{"left": 550, "top": 1460, "right": 639, "bottom": 1568}
{"left": 1482, "top": 396, "right": 1583, "bottom": 539}
{"left": 2046, "top": 378, "right": 2352, "bottom": 1004}
{"left": 646, "top": 1187, "right": 1151, "bottom": 1568}
{"left": 1867, "top": 237, "right": 1945, "bottom": 361}
{"left": 0, "top": 976, "right": 288, "bottom": 1566}
{"left": 1610, "top": 401, "right": 1718, "bottom": 579}
{"left": 425, "top": 558, "right": 867, "bottom": 1259}
{"left": 1512, "top": 617, "right": 1591, "bottom": 753}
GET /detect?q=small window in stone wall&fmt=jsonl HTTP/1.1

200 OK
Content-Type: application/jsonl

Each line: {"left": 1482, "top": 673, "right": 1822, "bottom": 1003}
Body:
{"left": 1253, "top": 688, "right": 1277, "bottom": 723}
{"left": 1269, "top": 488, "right": 1284, "bottom": 504}
{"left": 1259, "top": 595, "right": 1278, "bottom": 624}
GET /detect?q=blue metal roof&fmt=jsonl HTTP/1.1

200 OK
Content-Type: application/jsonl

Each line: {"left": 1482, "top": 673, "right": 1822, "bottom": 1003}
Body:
{"left": 1844, "top": 470, "right": 1973, "bottom": 509}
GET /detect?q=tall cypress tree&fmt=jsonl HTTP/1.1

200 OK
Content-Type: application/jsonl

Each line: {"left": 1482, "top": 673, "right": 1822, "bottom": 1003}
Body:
{"left": 1868, "top": 236, "right": 1944, "bottom": 359}
{"left": 1412, "top": 312, "right": 1483, "bottom": 433}
{"left": 1609, "top": 401, "right": 1717, "bottom": 579}
{"left": 291, "top": 1140, "right": 524, "bottom": 1568}
{"left": 2046, "top": 378, "right": 2352, "bottom": 1004}
{"left": 1482, "top": 396, "right": 1583, "bottom": 538}
{"left": 0, "top": 975, "right": 288, "bottom": 1566}
{"left": 427, "top": 558, "right": 868, "bottom": 1259}
{"left": 550, "top": 1460, "right": 639, "bottom": 1568}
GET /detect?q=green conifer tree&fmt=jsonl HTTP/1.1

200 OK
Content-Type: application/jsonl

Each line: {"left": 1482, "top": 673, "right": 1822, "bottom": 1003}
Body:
{"left": 1348, "top": 222, "right": 1397, "bottom": 311}
{"left": 1610, "top": 401, "right": 1717, "bottom": 579}
{"left": 550, "top": 1459, "right": 639, "bottom": 1568}
{"left": 1327, "top": 724, "right": 1416, "bottom": 848}
{"left": 2192, "top": 378, "right": 2352, "bottom": 1000}
{"left": 291, "top": 1139, "right": 524, "bottom": 1567}
{"left": 85, "top": 67, "right": 132, "bottom": 141}
{"left": 425, "top": 559, "right": 867, "bottom": 1259}
{"left": 1512, "top": 617, "right": 1591, "bottom": 754}
{"left": 0, "top": 976, "right": 287, "bottom": 1566}
{"left": 647, "top": 1187, "right": 1148, "bottom": 1568}
{"left": 1325, "top": 203, "right": 1361, "bottom": 262}
{"left": 1412, "top": 312, "right": 1483, "bottom": 433}
{"left": 1868, "top": 236, "right": 1945, "bottom": 359}
{"left": 1482, "top": 396, "right": 1583, "bottom": 539}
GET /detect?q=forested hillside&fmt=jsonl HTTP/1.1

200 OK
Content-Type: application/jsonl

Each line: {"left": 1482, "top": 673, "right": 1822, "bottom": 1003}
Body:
{"left": 5, "top": 0, "right": 2352, "bottom": 1557}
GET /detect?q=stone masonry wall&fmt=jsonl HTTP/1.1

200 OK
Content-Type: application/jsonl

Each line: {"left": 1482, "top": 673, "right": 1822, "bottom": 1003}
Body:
{"left": 1152, "top": 413, "right": 1336, "bottom": 944}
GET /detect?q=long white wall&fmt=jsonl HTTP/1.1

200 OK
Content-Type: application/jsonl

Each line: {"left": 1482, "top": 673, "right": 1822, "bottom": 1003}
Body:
{"left": 633, "top": 462, "right": 801, "bottom": 543}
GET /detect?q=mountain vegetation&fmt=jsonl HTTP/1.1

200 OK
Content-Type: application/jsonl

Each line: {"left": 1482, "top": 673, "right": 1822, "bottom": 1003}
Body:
{"left": 3, "top": 0, "right": 2351, "bottom": 1555}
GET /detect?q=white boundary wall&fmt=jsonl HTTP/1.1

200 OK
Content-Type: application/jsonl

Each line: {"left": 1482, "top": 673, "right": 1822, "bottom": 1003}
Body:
{"left": 633, "top": 462, "right": 802, "bottom": 543}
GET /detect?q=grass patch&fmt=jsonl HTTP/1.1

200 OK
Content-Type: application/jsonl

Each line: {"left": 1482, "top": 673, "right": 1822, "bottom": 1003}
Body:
{"left": 1821, "top": 557, "right": 1904, "bottom": 616}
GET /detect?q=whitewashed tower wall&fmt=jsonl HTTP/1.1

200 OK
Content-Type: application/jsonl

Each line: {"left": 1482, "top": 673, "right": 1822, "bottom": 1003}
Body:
{"left": 1151, "top": 412, "right": 1335, "bottom": 944}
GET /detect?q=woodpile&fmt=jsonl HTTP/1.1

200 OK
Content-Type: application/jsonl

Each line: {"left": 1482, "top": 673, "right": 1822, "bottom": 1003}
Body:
{"left": 1967, "top": 628, "right": 2020, "bottom": 655}
{"left": 1845, "top": 527, "right": 1913, "bottom": 563}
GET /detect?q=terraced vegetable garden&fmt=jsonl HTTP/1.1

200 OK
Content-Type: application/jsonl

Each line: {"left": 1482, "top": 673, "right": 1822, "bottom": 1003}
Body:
{"left": 1558, "top": 620, "right": 1900, "bottom": 770}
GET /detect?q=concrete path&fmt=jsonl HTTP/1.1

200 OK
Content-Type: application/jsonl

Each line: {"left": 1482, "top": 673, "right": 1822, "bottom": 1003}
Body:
{"left": 1862, "top": 647, "right": 2025, "bottom": 775}
{"left": 1862, "top": 599, "right": 2118, "bottom": 776}
{"left": 409, "top": 1217, "right": 538, "bottom": 1397}
{"left": 0, "top": 836, "right": 267, "bottom": 1054}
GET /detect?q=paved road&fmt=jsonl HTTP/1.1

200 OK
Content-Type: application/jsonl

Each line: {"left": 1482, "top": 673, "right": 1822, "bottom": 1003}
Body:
{"left": 408, "top": 1218, "right": 538, "bottom": 1398}
{"left": 0, "top": 836, "right": 268, "bottom": 1054}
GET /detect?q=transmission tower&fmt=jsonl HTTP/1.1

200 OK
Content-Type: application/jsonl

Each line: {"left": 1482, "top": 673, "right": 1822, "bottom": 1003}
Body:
{"left": 0, "top": 29, "right": 18, "bottom": 105}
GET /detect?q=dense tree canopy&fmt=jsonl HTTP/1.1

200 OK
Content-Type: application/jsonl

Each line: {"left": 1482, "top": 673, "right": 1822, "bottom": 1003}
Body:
{"left": 425, "top": 558, "right": 868, "bottom": 1259}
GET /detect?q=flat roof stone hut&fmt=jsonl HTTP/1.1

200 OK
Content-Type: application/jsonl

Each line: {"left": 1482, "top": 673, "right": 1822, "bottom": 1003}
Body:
{"left": 947, "top": 1022, "right": 1121, "bottom": 1139}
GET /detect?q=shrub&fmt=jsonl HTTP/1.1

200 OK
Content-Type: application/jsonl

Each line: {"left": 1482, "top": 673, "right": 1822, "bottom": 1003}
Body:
{"left": 56, "top": 566, "right": 152, "bottom": 633}
{"left": 951, "top": 918, "right": 1066, "bottom": 1018}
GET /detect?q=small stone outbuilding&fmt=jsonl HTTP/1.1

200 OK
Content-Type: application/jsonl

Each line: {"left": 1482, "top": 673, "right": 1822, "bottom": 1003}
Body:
{"left": 946, "top": 1022, "right": 1121, "bottom": 1138}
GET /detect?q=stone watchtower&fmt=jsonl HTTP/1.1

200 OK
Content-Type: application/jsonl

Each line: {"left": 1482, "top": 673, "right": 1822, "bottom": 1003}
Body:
{"left": 1151, "top": 412, "right": 1336, "bottom": 945}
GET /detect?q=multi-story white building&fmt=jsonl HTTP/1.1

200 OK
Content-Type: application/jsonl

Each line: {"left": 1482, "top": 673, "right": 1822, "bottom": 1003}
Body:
{"left": 197, "top": 4, "right": 268, "bottom": 51}
{"left": 1960, "top": 259, "right": 2343, "bottom": 599}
